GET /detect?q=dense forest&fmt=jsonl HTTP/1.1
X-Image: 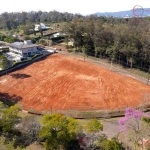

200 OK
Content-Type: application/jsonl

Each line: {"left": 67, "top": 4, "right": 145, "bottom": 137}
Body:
{"left": 0, "top": 11, "right": 83, "bottom": 30}
{"left": 64, "top": 16, "right": 150, "bottom": 71}
{"left": 0, "top": 11, "right": 150, "bottom": 71}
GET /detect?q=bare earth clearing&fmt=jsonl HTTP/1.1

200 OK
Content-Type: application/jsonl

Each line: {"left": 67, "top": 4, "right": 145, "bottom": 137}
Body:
{"left": 0, "top": 54, "right": 150, "bottom": 114}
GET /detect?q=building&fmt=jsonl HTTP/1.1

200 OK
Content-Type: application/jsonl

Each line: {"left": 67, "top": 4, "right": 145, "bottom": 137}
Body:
{"left": 0, "top": 44, "right": 9, "bottom": 51}
{"left": 9, "top": 40, "right": 40, "bottom": 58}
{"left": 53, "top": 32, "right": 60, "bottom": 37}
{"left": 34, "top": 23, "right": 50, "bottom": 31}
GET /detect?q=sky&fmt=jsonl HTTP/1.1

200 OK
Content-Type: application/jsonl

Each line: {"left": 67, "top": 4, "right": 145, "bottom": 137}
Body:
{"left": 0, "top": 0, "right": 150, "bottom": 15}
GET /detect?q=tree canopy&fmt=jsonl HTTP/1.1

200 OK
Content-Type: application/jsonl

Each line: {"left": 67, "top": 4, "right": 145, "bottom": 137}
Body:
{"left": 65, "top": 17, "right": 150, "bottom": 71}
{"left": 39, "top": 113, "right": 82, "bottom": 150}
{"left": 0, "top": 55, "right": 10, "bottom": 70}
{"left": 0, "top": 105, "right": 20, "bottom": 132}
{"left": 94, "top": 135, "right": 122, "bottom": 150}
{"left": 84, "top": 118, "right": 103, "bottom": 134}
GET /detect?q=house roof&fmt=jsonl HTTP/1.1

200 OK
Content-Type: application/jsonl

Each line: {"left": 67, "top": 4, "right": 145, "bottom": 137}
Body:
{"left": 9, "top": 42, "right": 38, "bottom": 49}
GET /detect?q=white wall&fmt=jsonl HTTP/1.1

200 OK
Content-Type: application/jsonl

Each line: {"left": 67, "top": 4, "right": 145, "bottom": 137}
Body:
{"left": 9, "top": 46, "right": 39, "bottom": 57}
{"left": 22, "top": 47, "right": 38, "bottom": 56}
{"left": 9, "top": 47, "right": 22, "bottom": 55}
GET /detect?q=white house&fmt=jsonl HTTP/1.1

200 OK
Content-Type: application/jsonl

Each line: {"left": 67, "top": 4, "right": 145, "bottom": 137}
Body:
{"left": 53, "top": 32, "right": 60, "bottom": 37}
{"left": 9, "top": 40, "right": 40, "bottom": 58}
{"left": 34, "top": 23, "right": 50, "bottom": 31}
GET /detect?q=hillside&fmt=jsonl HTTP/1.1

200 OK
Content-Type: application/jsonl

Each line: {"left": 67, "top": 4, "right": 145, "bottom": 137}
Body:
{"left": 0, "top": 54, "right": 150, "bottom": 114}
{"left": 96, "top": 8, "right": 150, "bottom": 18}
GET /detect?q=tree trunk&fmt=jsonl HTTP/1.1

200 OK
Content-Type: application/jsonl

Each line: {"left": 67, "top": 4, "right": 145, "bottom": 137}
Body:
{"left": 95, "top": 51, "right": 97, "bottom": 58}
{"left": 126, "top": 56, "right": 129, "bottom": 68}
{"left": 99, "top": 52, "right": 102, "bottom": 59}
{"left": 84, "top": 53, "right": 86, "bottom": 62}
{"left": 130, "top": 58, "right": 133, "bottom": 69}
{"left": 141, "top": 59, "right": 143, "bottom": 68}
{"left": 119, "top": 55, "right": 121, "bottom": 65}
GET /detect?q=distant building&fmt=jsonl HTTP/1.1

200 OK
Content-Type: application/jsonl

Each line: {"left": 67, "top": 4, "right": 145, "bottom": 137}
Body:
{"left": 9, "top": 40, "right": 40, "bottom": 58}
{"left": 66, "top": 39, "right": 74, "bottom": 47}
{"left": 0, "top": 44, "right": 9, "bottom": 51}
{"left": 34, "top": 23, "right": 50, "bottom": 31}
{"left": 123, "top": 15, "right": 130, "bottom": 18}
{"left": 53, "top": 32, "right": 60, "bottom": 37}
{"left": 68, "top": 40, "right": 74, "bottom": 47}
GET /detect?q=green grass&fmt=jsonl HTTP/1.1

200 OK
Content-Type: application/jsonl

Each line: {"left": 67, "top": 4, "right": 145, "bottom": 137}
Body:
{"left": 125, "top": 68, "right": 149, "bottom": 78}
{"left": 67, "top": 50, "right": 149, "bottom": 79}
{"left": 89, "top": 56, "right": 149, "bottom": 79}
{"left": 0, "top": 136, "right": 45, "bottom": 150}
{"left": 0, "top": 137, "right": 25, "bottom": 150}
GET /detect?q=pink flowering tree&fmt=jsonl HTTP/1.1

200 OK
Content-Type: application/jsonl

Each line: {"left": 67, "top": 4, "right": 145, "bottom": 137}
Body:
{"left": 118, "top": 107, "right": 150, "bottom": 149}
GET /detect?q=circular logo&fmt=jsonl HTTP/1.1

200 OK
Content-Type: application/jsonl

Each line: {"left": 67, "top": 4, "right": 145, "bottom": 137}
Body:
{"left": 132, "top": 5, "right": 144, "bottom": 17}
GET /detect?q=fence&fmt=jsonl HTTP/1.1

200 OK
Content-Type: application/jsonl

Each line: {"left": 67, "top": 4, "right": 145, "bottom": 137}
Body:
{"left": 22, "top": 102, "right": 150, "bottom": 119}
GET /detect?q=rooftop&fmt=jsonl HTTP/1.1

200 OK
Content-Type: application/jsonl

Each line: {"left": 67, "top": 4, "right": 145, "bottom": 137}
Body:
{"left": 9, "top": 41, "right": 38, "bottom": 49}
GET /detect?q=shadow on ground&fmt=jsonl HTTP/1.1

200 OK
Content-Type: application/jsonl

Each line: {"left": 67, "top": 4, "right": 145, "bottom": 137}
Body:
{"left": 0, "top": 92, "right": 22, "bottom": 106}
{"left": 10, "top": 73, "right": 31, "bottom": 79}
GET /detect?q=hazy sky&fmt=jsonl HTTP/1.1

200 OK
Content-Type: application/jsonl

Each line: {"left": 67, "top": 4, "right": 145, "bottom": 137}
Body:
{"left": 0, "top": 0, "right": 149, "bottom": 15}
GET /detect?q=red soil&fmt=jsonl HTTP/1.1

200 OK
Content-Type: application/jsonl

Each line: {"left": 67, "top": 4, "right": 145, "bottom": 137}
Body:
{"left": 0, "top": 54, "right": 150, "bottom": 113}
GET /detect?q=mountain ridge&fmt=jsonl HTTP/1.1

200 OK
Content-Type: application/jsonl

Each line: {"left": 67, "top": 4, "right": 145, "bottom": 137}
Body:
{"left": 95, "top": 8, "right": 150, "bottom": 18}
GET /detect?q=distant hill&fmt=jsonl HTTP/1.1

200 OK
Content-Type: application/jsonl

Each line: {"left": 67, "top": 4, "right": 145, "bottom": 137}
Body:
{"left": 95, "top": 8, "right": 150, "bottom": 18}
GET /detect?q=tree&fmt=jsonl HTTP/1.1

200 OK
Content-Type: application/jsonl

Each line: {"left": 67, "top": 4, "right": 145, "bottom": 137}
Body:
{"left": 39, "top": 39, "right": 47, "bottom": 45}
{"left": 0, "top": 55, "right": 10, "bottom": 70}
{"left": 39, "top": 113, "right": 82, "bottom": 150}
{"left": 93, "top": 20, "right": 104, "bottom": 57}
{"left": 0, "top": 34, "right": 6, "bottom": 41}
{"left": 66, "top": 19, "right": 85, "bottom": 51}
{"left": 82, "top": 46, "right": 86, "bottom": 61}
{"left": 94, "top": 134, "right": 123, "bottom": 150}
{"left": 102, "top": 138, "right": 123, "bottom": 150}
{"left": 82, "top": 119, "right": 103, "bottom": 149}
{"left": 84, "top": 118, "right": 103, "bottom": 134}
{"left": 13, "top": 116, "right": 41, "bottom": 148}
{"left": 143, "top": 116, "right": 150, "bottom": 124}
{"left": 94, "top": 135, "right": 122, "bottom": 150}
{"left": 94, "top": 134, "right": 107, "bottom": 147}
{"left": 4, "top": 36, "right": 17, "bottom": 43}
{"left": 118, "top": 108, "right": 150, "bottom": 149}
{"left": 0, "top": 105, "right": 20, "bottom": 133}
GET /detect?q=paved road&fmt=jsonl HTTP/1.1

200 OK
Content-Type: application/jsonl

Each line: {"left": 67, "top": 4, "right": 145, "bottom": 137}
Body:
{"left": 100, "top": 118, "right": 120, "bottom": 138}
{"left": 57, "top": 51, "right": 149, "bottom": 85}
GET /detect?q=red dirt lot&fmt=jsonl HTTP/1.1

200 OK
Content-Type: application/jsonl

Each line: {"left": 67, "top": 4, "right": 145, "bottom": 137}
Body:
{"left": 0, "top": 54, "right": 150, "bottom": 113}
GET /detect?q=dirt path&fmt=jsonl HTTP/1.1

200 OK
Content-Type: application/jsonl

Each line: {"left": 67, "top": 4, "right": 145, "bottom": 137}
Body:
{"left": 100, "top": 118, "right": 120, "bottom": 138}
{"left": 1, "top": 53, "right": 150, "bottom": 114}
